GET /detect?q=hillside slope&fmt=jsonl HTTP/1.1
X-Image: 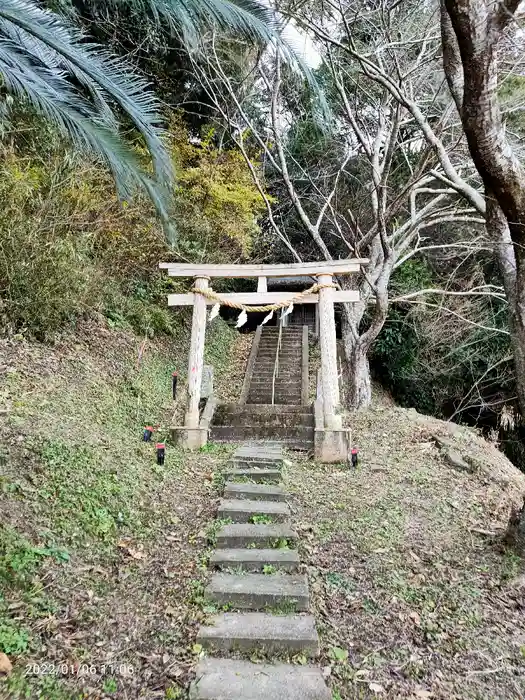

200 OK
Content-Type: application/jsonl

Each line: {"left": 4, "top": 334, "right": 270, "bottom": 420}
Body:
{"left": 0, "top": 318, "right": 248, "bottom": 699}
{"left": 1, "top": 325, "right": 524, "bottom": 699}
{"left": 287, "top": 390, "right": 525, "bottom": 699}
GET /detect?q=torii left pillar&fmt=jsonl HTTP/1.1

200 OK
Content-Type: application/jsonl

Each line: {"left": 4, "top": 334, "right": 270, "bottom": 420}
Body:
{"left": 184, "top": 276, "right": 209, "bottom": 448}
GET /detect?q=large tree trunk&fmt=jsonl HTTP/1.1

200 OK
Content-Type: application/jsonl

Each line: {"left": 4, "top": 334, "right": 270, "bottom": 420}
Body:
{"left": 340, "top": 300, "right": 372, "bottom": 409}
{"left": 491, "top": 198, "right": 525, "bottom": 419}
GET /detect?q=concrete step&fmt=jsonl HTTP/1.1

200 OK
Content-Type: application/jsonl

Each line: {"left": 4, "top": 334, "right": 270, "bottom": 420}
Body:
{"left": 228, "top": 460, "right": 282, "bottom": 471}
{"left": 250, "top": 369, "right": 302, "bottom": 377}
{"left": 255, "top": 353, "right": 302, "bottom": 360}
{"left": 205, "top": 573, "right": 309, "bottom": 611}
{"left": 216, "top": 414, "right": 312, "bottom": 429}
{"left": 216, "top": 523, "right": 298, "bottom": 549}
{"left": 218, "top": 499, "right": 290, "bottom": 523}
{"left": 197, "top": 612, "right": 319, "bottom": 656}
{"left": 212, "top": 426, "right": 314, "bottom": 441}
{"left": 247, "top": 398, "right": 303, "bottom": 407}
{"left": 210, "top": 547, "right": 300, "bottom": 572}
{"left": 246, "top": 393, "right": 303, "bottom": 402}
{"left": 222, "top": 468, "right": 282, "bottom": 483}
{"left": 224, "top": 404, "right": 311, "bottom": 414}
{"left": 249, "top": 379, "right": 301, "bottom": 386}
{"left": 190, "top": 658, "right": 330, "bottom": 700}
{"left": 224, "top": 482, "right": 287, "bottom": 501}
{"left": 234, "top": 445, "right": 283, "bottom": 459}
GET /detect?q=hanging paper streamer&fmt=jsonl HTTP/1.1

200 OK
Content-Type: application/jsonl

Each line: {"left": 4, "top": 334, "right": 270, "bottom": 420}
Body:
{"left": 208, "top": 303, "right": 220, "bottom": 322}
{"left": 235, "top": 309, "right": 248, "bottom": 328}
{"left": 262, "top": 310, "right": 274, "bottom": 325}
{"left": 281, "top": 303, "right": 294, "bottom": 319}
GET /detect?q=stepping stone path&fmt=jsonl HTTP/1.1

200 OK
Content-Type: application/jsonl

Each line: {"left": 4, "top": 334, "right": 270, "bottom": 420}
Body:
{"left": 191, "top": 443, "right": 330, "bottom": 700}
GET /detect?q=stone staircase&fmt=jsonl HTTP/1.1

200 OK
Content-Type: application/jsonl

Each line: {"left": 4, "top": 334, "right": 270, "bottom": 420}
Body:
{"left": 191, "top": 443, "right": 330, "bottom": 700}
{"left": 247, "top": 326, "right": 304, "bottom": 405}
{"left": 210, "top": 327, "right": 314, "bottom": 451}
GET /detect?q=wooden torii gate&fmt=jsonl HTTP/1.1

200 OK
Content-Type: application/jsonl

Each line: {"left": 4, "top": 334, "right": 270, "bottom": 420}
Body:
{"left": 159, "top": 259, "right": 367, "bottom": 459}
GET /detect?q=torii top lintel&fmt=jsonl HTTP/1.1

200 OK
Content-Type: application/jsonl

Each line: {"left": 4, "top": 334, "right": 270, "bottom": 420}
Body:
{"left": 158, "top": 259, "right": 368, "bottom": 279}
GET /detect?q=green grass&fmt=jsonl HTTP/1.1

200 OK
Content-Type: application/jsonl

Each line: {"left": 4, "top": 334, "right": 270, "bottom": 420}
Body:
{"left": 250, "top": 514, "right": 274, "bottom": 525}
{"left": 0, "top": 318, "right": 244, "bottom": 698}
{"left": 206, "top": 518, "right": 232, "bottom": 547}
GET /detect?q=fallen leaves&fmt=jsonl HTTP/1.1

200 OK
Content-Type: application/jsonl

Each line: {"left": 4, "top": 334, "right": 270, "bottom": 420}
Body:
{"left": 117, "top": 539, "right": 146, "bottom": 560}
{"left": 369, "top": 682, "right": 385, "bottom": 694}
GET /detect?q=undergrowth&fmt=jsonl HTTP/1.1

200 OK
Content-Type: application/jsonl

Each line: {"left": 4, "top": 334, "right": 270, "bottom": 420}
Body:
{"left": 0, "top": 317, "right": 243, "bottom": 698}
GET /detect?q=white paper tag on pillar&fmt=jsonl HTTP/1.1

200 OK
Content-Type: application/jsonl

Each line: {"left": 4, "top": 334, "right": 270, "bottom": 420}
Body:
{"left": 281, "top": 303, "right": 294, "bottom": 319}
{"left": 261, "top": 310, "right": 274, "bottom": 325}
{"left": 208, "top": 303, "right": 220, "bottom": 322}
{"left": 235, "top": 309, "right": 248, "bottom": 328}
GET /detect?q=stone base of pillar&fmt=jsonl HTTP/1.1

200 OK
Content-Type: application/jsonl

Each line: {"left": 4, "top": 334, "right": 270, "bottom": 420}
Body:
{"left": 171, "top": 426, "right": 209, "bottom": 449}
{"left": 314, "top": 428, "right": 349, "bottom": 463}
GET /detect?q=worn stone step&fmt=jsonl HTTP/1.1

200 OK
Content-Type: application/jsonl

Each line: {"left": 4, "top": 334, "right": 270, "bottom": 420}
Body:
{"left": 224, "top": 482, "right": 286, "bottom": 501}
{"left": 210, "top": 547, "right": 300, "bottom": 572}
{"left": 213, "top": 426, "right": 314, "bottom": 441}
{"left": 218, "top": 499, "right": 290, "bottom": 523}
{"left": 216, "top": 523, "right": 298, "bottom": 548}
{"left": 228, "top": 461, "right": 282, "bottom": 472}
{"left": 250, "top": 372, "right": 302, "bottom": 380}
{"left": 229, "top": 456, "right": 283, "bottom": 467}
{"left": 190, "top": 657, "right": 330, "bottom": 700}
{"left": 216, "top": 414, "right": 312, "bottom": 429}
{"left": 197, "top": 612, "right": 319, "bottom": 655}
{"left": 223, "top": 404, "right": 311, "bottom": 414}
{"left": 234, "top": 446, "right": 283, "bottom": 459}
{"left": 205, "top": 573, "right": 309, "bottom": 610}
{"left": 222, "top": 468, "right": 282, "bottom": 483}
{"left": 246, "top": 399, "right": 303, "bottom": 406}
{"left": 249, "top": 380, "right": 301, "bottom": 387}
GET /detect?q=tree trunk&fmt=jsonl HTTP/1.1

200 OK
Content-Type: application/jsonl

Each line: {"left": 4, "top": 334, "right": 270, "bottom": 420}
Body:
{"left": 340, "top": 300, "right": 372, "bottom": 409}
{"left": 491, "top": 197, "right": 525, "bottom": 420}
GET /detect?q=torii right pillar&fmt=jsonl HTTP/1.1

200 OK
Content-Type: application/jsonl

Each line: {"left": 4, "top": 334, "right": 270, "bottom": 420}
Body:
{"left": 316, "top": 273, "right": 348, "bottom": 462}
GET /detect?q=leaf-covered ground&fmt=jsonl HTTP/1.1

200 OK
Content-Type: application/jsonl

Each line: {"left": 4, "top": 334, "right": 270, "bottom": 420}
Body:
{"left": 0, "top": 318, "right": 248, "bottom": 699}
{"left": 285, "top": 393, "right": 525, "bottom": 699}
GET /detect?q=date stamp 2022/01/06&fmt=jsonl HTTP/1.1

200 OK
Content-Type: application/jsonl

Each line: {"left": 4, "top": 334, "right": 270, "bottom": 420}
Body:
{"left": 25, "top": 662, "right": 135, "bottom": 677}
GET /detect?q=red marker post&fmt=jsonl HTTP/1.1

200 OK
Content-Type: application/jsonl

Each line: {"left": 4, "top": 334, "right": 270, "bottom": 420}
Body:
{"left": 351, "top": 448, "right": 358, "bottom": 468}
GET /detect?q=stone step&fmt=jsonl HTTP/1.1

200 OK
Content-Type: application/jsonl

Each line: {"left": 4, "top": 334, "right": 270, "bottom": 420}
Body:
{"left": 224, "top": 482, "right": 287, "bottom": 501}
{"left": 249, "top": 379, "right": 302, "bottom": 387}
{"left": 197, "top": 612, "right": 319, "bottom": 655}
{"left": 218, "top": 438, "right": 312, "bottom": 451}
{"left": 190, "top": 658, "right": 330, "bottom": 700}
{"left": 229, "top": 460, "right": 282, "bottom": 471}
{"left": 205, "top": 573, "right": 309, "bottom": 610}
{"left": 222, "top": 468, "right": 282, "bottom": 483}
{"left": 212, "top": 426, "right": 314, "bottom": 441}
{"left": 218, "top": 499, "right": 290, "bottom": 523}
{"left": 246, "top": 399, "right": 303, "bottom": 407}
{"left": 216, "top": 523, "right": 298, "bottom": 549}
{"left": 210, "top": 547, "right": 300, "bottom": 572}
{"left": 255, "top": 353, "right": 302, "bottom": 360}
{"left": 223, "top": 404, "right": 311, "bottom": 414}
{"left": 234, "top": 446, "right": 283, "bottom": 459}
{"left": 250, "top": 374, "right": 302, "bottom": 386}
{"left": 247, "top": 396, "right": 302, "bottom": 402}
{"left": 216, "top": 414, "right": 312, "bottom": 429}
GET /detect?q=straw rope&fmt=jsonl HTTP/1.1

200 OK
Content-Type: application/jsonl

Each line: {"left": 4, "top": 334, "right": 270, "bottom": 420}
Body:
{"left": 190, "top": 282, "right": 337, "bottom": 313}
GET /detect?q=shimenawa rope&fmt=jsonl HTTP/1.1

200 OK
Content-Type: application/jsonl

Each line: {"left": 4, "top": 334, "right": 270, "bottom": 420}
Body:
{"left": 190, "top": 282, "right": 337, "bottom": 314}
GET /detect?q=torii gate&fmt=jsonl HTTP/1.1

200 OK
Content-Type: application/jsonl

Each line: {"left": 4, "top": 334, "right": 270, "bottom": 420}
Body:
{"left": 159, "top": 259, "right": 367, "bottom": 460}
